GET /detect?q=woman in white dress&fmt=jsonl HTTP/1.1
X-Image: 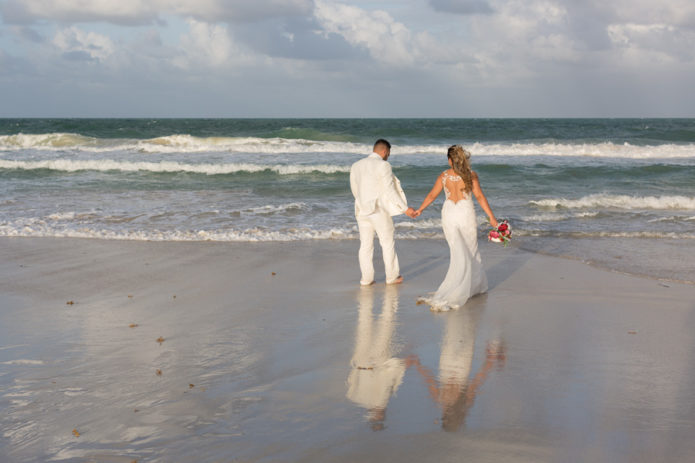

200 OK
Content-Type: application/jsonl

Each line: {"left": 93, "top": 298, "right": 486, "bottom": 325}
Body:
{"left": 415, "top": 145, "right": 499, "bottom": 311}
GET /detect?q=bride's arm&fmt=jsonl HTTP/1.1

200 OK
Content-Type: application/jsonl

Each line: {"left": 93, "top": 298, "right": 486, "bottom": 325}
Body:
{"left": 471, "top": 172, "right": 499, "bottom": 228}
{"left": 415, "top": 173, "right": 444, "bottom": 216}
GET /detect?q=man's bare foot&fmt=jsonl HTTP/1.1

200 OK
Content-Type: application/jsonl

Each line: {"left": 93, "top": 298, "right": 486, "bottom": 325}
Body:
{"left": 360, "top": 281, "right": 375, "bottom": 286}
{"left": 387, "top": 276, "right": 403, "bottom": 285}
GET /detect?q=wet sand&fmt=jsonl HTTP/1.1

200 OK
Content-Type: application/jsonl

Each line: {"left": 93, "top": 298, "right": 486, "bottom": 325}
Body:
{"left": 1, "top": 237, "right": 695, "bottom": 462}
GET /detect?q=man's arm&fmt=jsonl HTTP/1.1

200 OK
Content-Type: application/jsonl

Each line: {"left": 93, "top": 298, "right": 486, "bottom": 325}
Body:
{"left": 349, "top": 164, "right": 358, "bottom": 200}
{"left": 378, "top": 162, "right": 412, "bottom": 216}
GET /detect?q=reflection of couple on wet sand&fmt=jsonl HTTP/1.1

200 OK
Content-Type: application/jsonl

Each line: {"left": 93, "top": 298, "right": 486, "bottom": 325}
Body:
{"left": 350, "top": 139, "right": 499, "bottom": 311}
{"left": 346, "top": 285, "right": 506, "bottom": 431}
{"left": 414, "top": 310, "right": 506, "bottom": 432}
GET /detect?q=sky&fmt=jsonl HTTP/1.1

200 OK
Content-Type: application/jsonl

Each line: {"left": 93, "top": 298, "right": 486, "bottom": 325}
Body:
{"left": 0, "top": 0, "right": 694, "bottom": 118}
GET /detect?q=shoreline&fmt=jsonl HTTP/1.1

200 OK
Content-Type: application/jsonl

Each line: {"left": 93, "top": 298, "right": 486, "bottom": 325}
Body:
{"left": 2, "top": 234, "right": 693, "bottom": 286}
{"left": 517, "top": 245, "right": 695, "bottom": 286}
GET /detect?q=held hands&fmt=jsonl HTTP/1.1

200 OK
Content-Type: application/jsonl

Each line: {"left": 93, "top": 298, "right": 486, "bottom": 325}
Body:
{"left": 405, "top": 207, "right": 421, "bottom": 219}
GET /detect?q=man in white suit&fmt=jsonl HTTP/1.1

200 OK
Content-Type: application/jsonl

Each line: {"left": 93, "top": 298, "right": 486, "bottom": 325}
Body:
{"left": 350, "top": 139, "right": 416, "bottom": 285}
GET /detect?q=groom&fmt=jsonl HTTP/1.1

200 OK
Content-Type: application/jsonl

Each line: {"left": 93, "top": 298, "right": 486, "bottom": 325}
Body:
{"left": 350, "top": 139, "right": 417, "bottom": 286}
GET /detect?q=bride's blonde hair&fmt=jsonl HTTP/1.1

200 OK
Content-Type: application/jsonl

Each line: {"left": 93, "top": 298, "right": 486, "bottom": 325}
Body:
{"left": 447, "top": 145, "right": 473, "bottom": 193}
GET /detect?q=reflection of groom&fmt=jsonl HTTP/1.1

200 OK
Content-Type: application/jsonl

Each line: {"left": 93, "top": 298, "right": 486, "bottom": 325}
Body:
{"left": 346, "top": 285, "right": 409, "bottom": 430}
{"left": 350, "top": 139, "right": 416, "bottom": 286}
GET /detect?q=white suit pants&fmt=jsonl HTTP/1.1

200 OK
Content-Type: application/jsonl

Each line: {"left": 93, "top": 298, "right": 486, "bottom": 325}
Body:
{"left": 357, "top": 210, "right": 400, "bottom": 285}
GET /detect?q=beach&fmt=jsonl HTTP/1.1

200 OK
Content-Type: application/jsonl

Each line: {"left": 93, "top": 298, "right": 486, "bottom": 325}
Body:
{"left": 3, "top": 0, "right": 695, "bottom": 454}
{"left": 2, "top": 236, "right": 695, "bottom": 462}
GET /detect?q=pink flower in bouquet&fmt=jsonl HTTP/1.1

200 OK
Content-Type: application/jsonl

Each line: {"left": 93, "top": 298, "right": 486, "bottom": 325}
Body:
{"left": 488, "top": 220, "right": 512, "bottom": 246}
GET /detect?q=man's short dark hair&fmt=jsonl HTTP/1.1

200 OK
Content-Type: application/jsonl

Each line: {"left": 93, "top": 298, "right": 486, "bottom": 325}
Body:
{"left": 374, "top": 139, "right": 391, "bottom": 151}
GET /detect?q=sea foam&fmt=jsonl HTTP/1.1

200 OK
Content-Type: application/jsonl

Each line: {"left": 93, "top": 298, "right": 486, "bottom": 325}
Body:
{"left": 530, "top": 194, "right": 695, "bottom": 210}
{"left": 515, "top": 229, "right": 695, "bottom": 240}
{"left": 0, "top": 218, "right": 449, "bottom": 242}
{"left": 3, "top": 133, "right": 695, "bottom": 158}
{"left": 0, "top": 220, "right": 357, "bottom": 241}
{"left": 242, "top": 203, "right": 307, "bottom": 214}
{"left": 0, "top": 159, "right": 350, "bottom": 175}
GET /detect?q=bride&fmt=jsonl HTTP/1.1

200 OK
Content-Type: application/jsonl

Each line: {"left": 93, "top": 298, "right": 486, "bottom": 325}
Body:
{"left": 415, "top": 145, "right": 499, "bottom": 311}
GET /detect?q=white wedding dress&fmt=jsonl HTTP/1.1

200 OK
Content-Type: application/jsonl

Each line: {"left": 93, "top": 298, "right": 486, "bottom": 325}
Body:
{"left": 424, "top": 171, "right": 487, "bottom": 311}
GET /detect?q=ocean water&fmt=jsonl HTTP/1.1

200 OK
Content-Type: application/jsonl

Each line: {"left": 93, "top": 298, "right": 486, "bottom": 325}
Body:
{"left": 1, "top": 118, "right": 694, "bottom": 282}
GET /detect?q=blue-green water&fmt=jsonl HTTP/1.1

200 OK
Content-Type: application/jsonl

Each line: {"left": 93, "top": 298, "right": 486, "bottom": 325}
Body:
{"left": 4, "top": 118, "right": 695, "bottom": 144}
{"left": 1, "top": 118, "right": 694, "bottom": 281}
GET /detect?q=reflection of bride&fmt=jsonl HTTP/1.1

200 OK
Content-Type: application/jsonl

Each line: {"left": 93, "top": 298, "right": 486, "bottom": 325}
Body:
{"left": 346, "top": 285, "right": 410, "bottom": 431}
{"left": 415, "top": 145, "right": 499, "bottom": 311}
{"left": 415, "top": 308, "right": 506, "bottom": 432}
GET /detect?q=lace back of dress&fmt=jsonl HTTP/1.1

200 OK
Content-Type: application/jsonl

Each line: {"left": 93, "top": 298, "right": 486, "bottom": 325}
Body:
{"left": 442, "top": 171, "right": 466, "bottom": 202}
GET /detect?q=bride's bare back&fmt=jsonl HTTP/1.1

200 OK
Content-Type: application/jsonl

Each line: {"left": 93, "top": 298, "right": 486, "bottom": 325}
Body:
{"left": 442, "top": 169, "right": 468, "bottom": 204}
{"left": 415, "top": 166, "right": 497, "bottom": 229}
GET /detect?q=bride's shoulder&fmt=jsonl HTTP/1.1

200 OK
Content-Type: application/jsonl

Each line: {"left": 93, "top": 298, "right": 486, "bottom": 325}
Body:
{"left": 471, "top": 170, "right": 479, "bottom": 179}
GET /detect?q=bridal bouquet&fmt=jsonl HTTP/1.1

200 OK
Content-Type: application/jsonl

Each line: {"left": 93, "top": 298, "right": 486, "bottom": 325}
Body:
{"left": 488, "top": 220, "right": 512, "bottom": 246}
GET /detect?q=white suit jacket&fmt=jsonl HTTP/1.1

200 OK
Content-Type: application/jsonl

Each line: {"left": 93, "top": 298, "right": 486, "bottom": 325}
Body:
{"left": 350, "top": 153, "right": 408, "bottom": 217}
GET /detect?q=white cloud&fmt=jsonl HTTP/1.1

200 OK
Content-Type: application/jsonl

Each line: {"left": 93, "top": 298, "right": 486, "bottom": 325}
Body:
{"left": 53, "top": 27, "right": 115, "bottom": 62}
{"left": 2, "top": 0, "right": 695, "bottom": 116}
{"left": 607, "top": 23, "right": 695, "bottom": 63}
{"left": 172, "top": 0, "right": 314, "bottom": 22}
{"left": 2, "top": 0, "right": 159, "bottom": 25}
{"left": 313, "top": 0, "right": 464, "bottom": 67}
{"left": 172, "top": 18, "right": 239, "bottom": 69}
{"left": 1, "top": 0, "right": 314, "bottom": 25}
{"left": 446, "top": 0, "right": 576, "bottom": 82}
{"left": 314, "top": 1, "right": 415, "bottom": 66}
{"left": 443, "top": 0, "right": 688, "bottom": 80}
{"left": 601, "top": 0, "right": 695, "bottom": 28}
{"left": 429, "top": 0, "right": 494, "bottom": 15}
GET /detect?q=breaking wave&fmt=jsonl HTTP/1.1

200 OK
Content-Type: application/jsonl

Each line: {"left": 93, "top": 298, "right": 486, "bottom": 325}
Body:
{"left": 0, "top": 216, "right": 446, "bottom": 241}
{"left": 530, "top": 194, "right": 695, "bottom": 210}
{"left": 2, "top": 133, "right": 695, "bottom": 158}
{"left": 520, "top": 212, "right": 601, "bottom": 222}
{"left": 515, "top": 229, "right": 695, "bottom": 240}
{"left": 0, "top": 159, "right": 350, "bottom": 175}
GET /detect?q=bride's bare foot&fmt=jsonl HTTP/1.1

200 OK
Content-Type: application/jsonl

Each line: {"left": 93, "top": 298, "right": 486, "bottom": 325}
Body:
{"left": 387, "top": 276, "right": 403, "bottom": 285}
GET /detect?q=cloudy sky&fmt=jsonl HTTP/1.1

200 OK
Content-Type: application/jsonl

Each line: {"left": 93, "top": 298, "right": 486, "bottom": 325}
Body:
{"left": 1, "top": 0, "right": 694, "bottom": 117}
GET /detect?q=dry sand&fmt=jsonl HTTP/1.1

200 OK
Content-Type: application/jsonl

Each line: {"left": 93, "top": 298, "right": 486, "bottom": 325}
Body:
{"left": 1, "top": 237, "right": 695, "bottom": 462}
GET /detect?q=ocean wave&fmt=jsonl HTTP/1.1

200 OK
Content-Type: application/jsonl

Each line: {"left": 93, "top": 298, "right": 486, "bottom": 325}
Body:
{"left": 394, "top": 215, "right": 492, "bottom": 229}
{"left": 40, "top": 205, "right": 307, "bottom": 225}
{"left": 530, "top": 194, "right": 695, "bottom": 210}
{"left": 516, "top": 229, "right": 695, "bottom": 240}
{"left": 47, "top": 212, "right": 79, "bottom": 221}
{"left": 242, "top": 203, "right": 307, "bottom": 215}
{"left": 647, "top": 215, "right": 695, "bottom": 223}
{"left": 0, "top": 133, "right": 367, "bottom": 154}
{"left": 4, "top": 220, "right": 692, "bottom": 242}
{"left": 2, "top": 133, "right": 695, "bottom": 158}
{"left": 0, "top": 159, "right": 350, "bottom": 175}
{"left": 0, "top": 219, "right": 448, "bottom": 241}
{"left": 1, "top": 359, "right": 45, "bottom": 366}
{"left": 394, "top": 218, "right": 442, "bottom": 229}
{"left": 135, "top": 134, "right": 366, "bottom": 154}
{"left": 0, "top": 133, "right": 98, "bottom": 149}
{"left": 520, "top": 212, "right": 601, "bottom": 222}
{"left": 463, "top": 141, "right": 695, "bottom": 159}
{"left": 0, "top": 223, "right": 355, "bottom": 241}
